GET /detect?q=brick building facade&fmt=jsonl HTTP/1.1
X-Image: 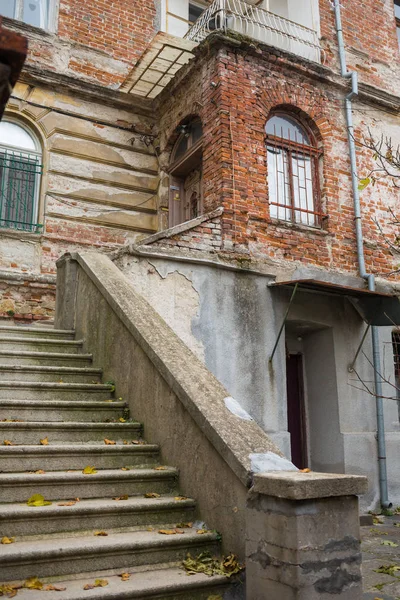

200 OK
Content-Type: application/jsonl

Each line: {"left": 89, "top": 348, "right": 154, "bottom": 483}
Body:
{"left": 1, "top": 0, "right": 400, "bottom": 509}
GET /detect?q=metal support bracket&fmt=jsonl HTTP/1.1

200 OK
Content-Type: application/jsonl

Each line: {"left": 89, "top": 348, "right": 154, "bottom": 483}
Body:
{"left": 348, "top": 324, "right": 371, "bottom": 372}
{"left": 269, "top": 282, "right": 299, "bottom": 363}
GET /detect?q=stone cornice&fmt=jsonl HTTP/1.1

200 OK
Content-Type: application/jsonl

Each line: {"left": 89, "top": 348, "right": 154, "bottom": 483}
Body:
{"left": 19, "top": 64, "right": 155, "bottom": 116}
{"left": 156, "top": 31, "right": 400, "bottom": 114}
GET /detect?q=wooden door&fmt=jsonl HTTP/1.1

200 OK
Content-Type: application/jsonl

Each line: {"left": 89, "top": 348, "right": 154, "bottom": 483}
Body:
{"left": 286, "top": 353, "right": 308, "bottom": 469}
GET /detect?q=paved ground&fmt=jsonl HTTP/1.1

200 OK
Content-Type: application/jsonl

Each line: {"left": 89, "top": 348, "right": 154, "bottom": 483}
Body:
{"left": 362, "top": 513, "right": 400, "bottom": 599}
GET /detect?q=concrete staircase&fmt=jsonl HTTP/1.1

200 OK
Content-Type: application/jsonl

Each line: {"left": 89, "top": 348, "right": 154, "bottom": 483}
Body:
{"left": 0, "top": 325, "right": 233, "bottom": 599}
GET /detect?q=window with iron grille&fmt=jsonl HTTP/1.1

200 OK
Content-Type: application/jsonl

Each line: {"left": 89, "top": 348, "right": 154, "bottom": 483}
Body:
{"left": 266, "top": 114, "right": 323, "bottom": 228}
{"left": 0, "top": 119, "right": 42, "bottom": 233}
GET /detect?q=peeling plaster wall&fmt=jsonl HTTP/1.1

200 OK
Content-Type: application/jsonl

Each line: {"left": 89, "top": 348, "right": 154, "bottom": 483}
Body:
{"left": 117, "top": 253, "right": 400, "bottom": 510}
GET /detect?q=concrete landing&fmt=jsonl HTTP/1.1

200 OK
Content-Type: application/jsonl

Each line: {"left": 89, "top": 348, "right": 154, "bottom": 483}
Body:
{"left": 362, "top": 513, "right": 400, "bottom": 599}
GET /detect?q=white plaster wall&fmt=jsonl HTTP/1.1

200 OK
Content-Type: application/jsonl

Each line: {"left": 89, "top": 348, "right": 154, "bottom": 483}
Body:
{"left": 117, "top": 253, "right": 400, "bottom": 510}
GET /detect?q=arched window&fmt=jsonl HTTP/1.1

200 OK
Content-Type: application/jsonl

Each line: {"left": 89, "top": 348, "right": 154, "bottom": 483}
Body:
{"left": 0, "top": 119, "right": 42, "bottom": 233}
{"left": 168, "top": 118, "right": 203, "bottom": 227}
{"left": 266, "top": 114, "right": 322, "bottom": 227}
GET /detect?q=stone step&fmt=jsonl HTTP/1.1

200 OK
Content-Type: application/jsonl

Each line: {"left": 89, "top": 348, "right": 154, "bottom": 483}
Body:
{"left": 0, "top": 365, "right": 103, "bottom": 383}
{"left": 0, "top": 399, "right": 125, "bottom": 422}
{"left": 0, "top": 336, "right": 84, "bottom": 353}
{"left": 0, "top": 567, "right": 231, "bottom": 600}
{"left": 0, "top": 528, "right": 220, "bottom": 581}
{"left": 0, "top": 326, "right": 75, "bottom": 340}
{"left": 0, "top": 350, "right": 93, "bottom": 367}
{"left": 0, "top": 421, "right": 142, "bottom": 444}
{"left": 0, "top": 496, "right": 196, "bottom": 537}
{"left": 0, "top": 468, "right": 179, "bottom": 503}
{"left": 0, "top": 381, "right": 114, "bottom": 401}
{"left": 0, "top": 443, "right": 159, "bottom": 472}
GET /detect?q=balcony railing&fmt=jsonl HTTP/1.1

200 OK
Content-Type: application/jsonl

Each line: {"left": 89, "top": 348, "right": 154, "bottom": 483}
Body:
{"left": 185, "top": 0, "right": 322, "bottom": 63}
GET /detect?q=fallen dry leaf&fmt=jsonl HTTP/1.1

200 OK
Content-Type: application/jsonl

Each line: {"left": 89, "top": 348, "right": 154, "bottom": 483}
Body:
{"left": 82, "top": 465, "right": 97, "bottom": 475}
{"left": 123, "top": 440, "right": 128, "bottom": 445}
{"left": 84, "top": 579, "right": 108, "bottom": 590}
{"left": 145, "top": 492, "right": 161, "bottom": 498}
{"left": 119, "top": 418, "right": 127, "bottom": 423}
{"left": 35, "top": 470, "right": 46, "bottom": 474}
{"left": 0, "top": 585, "right": 19, "bottom": 598}
{"left": 27, "top": 494, "right": 52, "bottom": 507}
{"left": 154, "top": 466, "right": 167, "bottom": 471}
{"left": 40, "top": 437, "right": 49, "bottom": 446}
{"left": 57, "top": 501, "right": 76, "bottom": 507}
{"left": 44, "top": 585, "right": 67, "bottom": 591}
{"left": 121, "top": 467, "right": 130, "bottom": 471}
{"left": 119, "top": 573, "right": 130, "bottom": 581}
{"left": 176, "top": 522, "right": 193, "bottom": 528}
{"left": 113, "top": 495, "right": 129, "bottom": 501}
{"left": 94, "top": 531, "right": 108, "bottom": 536}
{"left": 1, "top": 536, "right": 15, "bottom": 544}
{"left": 3, "top": 440, "right": 15, "bottom": 446}
{"left": 300, "top": 468, "right": 311, "bottom": 473}
{"left": 104, "top": 438, "right": 116, "bottom": 445}
{"left": 174, "top": 496, "right": 188, "bottom": 501}
{"left": 158, "top": 529, "right": 177, "bottom": 535}
{"left": 24, "top": 577, "right": 43, "bottom": 590}
{"left": 182, "top": 551, "right": 243, "bottom": 578}
{"left": 196, "top": 529, "right": 208, "bottom": 534}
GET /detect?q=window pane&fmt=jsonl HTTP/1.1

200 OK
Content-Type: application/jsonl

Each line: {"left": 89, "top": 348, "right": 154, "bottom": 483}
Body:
{"left": 395, "top": 0, "right": 400, "bottom": 19}
{"left": 174, "top": 136, "right": 188, "bottom": 160}
{"left": 0, "top": 121, "right": 37, "bottom": 151}
{"left": 191, "top": 120, "right": 203, "bottom": 144}
{"left": 292, "top": 154, "right": 315, "bottom": 226}
{"left": 268, "top": 146, "right": 291, "bottom": 221}
{"left": 266, "top": 115, "right": 310, "bottom": 145}
{"left": 189, "top": 3, "right": 205, "bottom": 24}
{"left": 0, "top": 0, "right": 16, "bottom": 19}
{"left": 22, "top": 0, "right": 47, "bottom": 28}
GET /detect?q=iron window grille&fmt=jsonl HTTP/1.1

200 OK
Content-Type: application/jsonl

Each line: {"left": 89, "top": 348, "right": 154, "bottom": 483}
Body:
{"left": 0, "top": 147, "right": 43, "bottom": 233}
{"left": 266, "top": 114, "right": 323, "bottom": 228}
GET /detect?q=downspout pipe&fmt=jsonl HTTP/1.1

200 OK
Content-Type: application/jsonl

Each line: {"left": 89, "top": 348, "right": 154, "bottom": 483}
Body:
{"left": 333, "top": 0, "right": 391, "bottom": 509}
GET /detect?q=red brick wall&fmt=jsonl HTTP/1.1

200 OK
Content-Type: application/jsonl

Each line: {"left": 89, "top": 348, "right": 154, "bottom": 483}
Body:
{"left": 320, "top": 0, "right": 400, "bottom": 95}
{"left": 58, "top": 0, "right": 156, "bottom": 71}
{"left": 9, "top": 0, "right": 157, "bottom": 86}
{"left": 156, "top": 39, "right": 399, "bottom": 278}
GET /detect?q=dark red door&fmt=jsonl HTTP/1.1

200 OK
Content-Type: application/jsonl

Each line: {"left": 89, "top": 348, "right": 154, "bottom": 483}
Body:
{"left": 286, "top": 354, "right": 307, "bottom": 469}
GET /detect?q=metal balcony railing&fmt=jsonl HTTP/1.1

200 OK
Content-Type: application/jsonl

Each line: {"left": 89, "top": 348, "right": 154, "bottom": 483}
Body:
{"left": 185, "top": 0, "right": 322, "bottom": 63}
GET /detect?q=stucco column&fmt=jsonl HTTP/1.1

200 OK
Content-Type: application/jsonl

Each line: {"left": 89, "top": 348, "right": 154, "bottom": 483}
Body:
{"left": 246, "top": 471, "right": 368, "bottom": 599}
{"left": 55, "top": 253, "right": 79, "bottom": 330}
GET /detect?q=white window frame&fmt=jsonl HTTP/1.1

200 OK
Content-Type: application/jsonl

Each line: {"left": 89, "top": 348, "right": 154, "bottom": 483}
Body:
{"left": 2, "top": 0, "right": 59, "bottom": 33}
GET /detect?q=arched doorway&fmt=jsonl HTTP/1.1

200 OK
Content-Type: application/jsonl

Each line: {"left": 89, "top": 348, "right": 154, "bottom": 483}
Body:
{"left": 168, "top": 118, "right": 203, "bottom": 228}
